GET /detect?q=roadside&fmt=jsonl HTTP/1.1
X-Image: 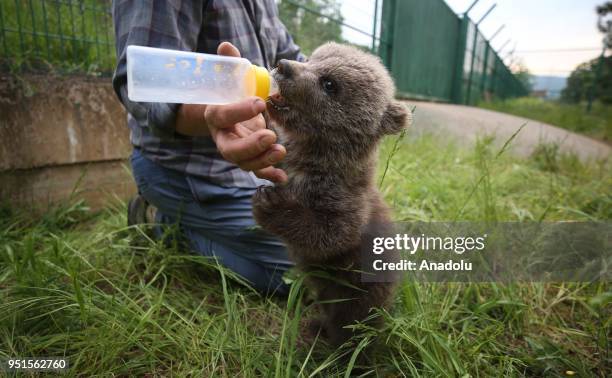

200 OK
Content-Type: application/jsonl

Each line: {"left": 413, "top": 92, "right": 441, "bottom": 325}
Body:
{"left": 479, "top": 98, "right": 612, "bottom": 145}
{"left": 404, "top": 100, "right": 611, "bottom": 162}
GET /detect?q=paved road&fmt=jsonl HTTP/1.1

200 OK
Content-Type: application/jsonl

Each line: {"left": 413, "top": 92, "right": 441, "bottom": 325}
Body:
{"left": 403, "top": 101, "right": 611, "bottom": 161}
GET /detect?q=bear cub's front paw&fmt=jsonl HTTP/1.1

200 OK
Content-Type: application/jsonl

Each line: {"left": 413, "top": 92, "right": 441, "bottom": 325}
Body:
{"left": 252, "top": 186, "right": 295, "bottom": 226}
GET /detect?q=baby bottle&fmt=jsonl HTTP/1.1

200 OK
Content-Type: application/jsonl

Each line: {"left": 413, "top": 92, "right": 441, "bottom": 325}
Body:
{"left": 126, "top": 45, "right": 278, "bottom": 105}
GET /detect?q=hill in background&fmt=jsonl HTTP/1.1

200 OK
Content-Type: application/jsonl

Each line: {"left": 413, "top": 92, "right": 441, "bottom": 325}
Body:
{"left": 530, "top": 75, "right": 567, "bottom": 99}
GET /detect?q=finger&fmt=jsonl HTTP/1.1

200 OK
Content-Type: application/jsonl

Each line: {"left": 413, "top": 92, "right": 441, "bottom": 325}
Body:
{"left": 205, "top": 97, "right": 266, "bottom": 130}
{"left": 234, "top": 114, "right": 266, "bottom": 137}
{"left": 255, "top": 166, "right": 288, "bottom": 183}
{"left": 238, "top": 144, "right": 286, "bottom": 171}
{"left": 217, "top": 42, "right": 241, "bottom": 57}
{"left": 216, "top": 129, "right": 279, "bottom": 163}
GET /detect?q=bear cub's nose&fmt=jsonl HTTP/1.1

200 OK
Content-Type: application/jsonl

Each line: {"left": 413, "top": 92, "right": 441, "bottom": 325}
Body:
{"left": 277, "top": 59, "right": 294, "bottom": 78}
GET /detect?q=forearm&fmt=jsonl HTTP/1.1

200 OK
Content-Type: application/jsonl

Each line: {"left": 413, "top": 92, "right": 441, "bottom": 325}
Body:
{"left": 175, "top": 104, "right": 211, "bottom": 137}
{"left": 111, "top": 0, "right": 206, "bottom": 137}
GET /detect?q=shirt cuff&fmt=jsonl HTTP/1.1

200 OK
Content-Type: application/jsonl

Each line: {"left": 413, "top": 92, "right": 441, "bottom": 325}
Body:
{"left": 145, "top": 102, "right": 181, "bottom": 137}
{"left": 296, "top": 52, "right": 308, "bottom": 62}
{"left": 118, "top": 84, "right": 180, "bottom": 137}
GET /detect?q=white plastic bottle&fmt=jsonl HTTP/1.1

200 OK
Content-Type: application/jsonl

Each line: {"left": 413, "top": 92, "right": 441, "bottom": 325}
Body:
{"left": 126, "top": 45, "right": 278, "bottom": 105}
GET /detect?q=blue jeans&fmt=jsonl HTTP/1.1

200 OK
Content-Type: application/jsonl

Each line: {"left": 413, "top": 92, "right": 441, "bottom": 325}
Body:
{"left": 130, "top": 148, "right": 292, "bottom": 295}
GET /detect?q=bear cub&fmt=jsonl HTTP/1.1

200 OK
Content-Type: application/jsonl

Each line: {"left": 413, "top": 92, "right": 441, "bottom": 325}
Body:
{"left": 253, "top": 42, "right": 411, "bottom": 347}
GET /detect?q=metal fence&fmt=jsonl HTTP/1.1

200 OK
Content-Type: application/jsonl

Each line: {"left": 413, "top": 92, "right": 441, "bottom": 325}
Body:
{"left": 458, "top": 17, "right": 528, "bottom": 104}
{"left": 381, "top": 0, "right": 527, "bottom": 104}
{"left": 281, "top": 0, "right": 383, "bottom": 54}
{"left": 0, "top": 0, "right": 114, "bottom": 73}
{"left": 0, "top": 0, "right": 526, "bottom": 103}
{"left": 380, "top": 0, "right": 460, "bottom": 102}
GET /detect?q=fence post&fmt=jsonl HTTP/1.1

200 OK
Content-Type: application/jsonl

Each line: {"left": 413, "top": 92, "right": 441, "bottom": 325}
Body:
{"left": 451, "top": 16, "right": 469, "bottom": 104}
{"left": 371, "top": 0, "right": 379, "bottom": 53}
{"left": 489, "top": 57, "right": 497, "bottom": 98}
{"left": 378, "top": 0, "right": 396, "bottom": 72}
{"left": 0, "top": 2, "right": 7, "bottom": 56}
{"left": 465, "top": 22, "right": 478, "bottom": 105}
{"left": 480, "top": 42, "right": 490, "bottom": 99}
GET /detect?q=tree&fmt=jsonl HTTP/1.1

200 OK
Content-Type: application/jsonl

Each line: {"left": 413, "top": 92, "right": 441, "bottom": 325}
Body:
{"left": 561, "top": 56, "right": 612, "bottom": 104}
{"left": 512, "top": 62, "right": 533, "bottom": 93}
{"left": 561, "top": 2, "right": 612, "bottom": 104}
{"left": 597, "top": 2, "right": 612, "bottom": 48}
{"left": 278, "top": 0, "right": 344, "bottom": 56}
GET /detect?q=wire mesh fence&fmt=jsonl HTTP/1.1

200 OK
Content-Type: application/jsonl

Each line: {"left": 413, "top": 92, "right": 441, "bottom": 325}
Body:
{"left": 382, "top": 0, "right": 527, "bottom": 104}
{"left": 460, "top": 18, "right": 528, "bottom": 105}
{"left": 280, "top": 0, "right": 385, "bottom": 55}
{"left": 0, "top": 0, "right": 526, "bottom": 103}
{"left": 0, "top": 0, "right": 114, "bottom": 74}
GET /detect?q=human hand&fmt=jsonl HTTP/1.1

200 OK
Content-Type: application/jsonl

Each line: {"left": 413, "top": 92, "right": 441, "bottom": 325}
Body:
{"left": 204, "top": 42, "right": 287, "bottom": 183}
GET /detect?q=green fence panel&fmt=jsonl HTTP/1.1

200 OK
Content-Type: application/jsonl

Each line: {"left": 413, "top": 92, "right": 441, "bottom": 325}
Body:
{"left": 381, "top": 0, "right": 528, "bottom": 104}
{"left": 0, "top": 0, "right": 528, "bottom": 101}
{"left": 381, "top": 0, "right": 460, "bottom": 102}
{"left": 465, "top": 23, "right": 489, "bottom": 105}
{"left": 0, "top": 0, "right": 114, "bottom": 74}
{"left": 451, "top": 17, "right": 468, "bottom": 103}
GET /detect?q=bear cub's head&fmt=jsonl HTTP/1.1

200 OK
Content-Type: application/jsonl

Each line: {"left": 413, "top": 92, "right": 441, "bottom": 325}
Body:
{"left": 266, "top": 42, "right": 411, "bottom": 144}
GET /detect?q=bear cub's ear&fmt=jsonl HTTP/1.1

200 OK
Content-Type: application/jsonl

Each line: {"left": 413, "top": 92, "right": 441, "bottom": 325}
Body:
{"left": 381, "top": 101, "right": 412, "bottom": 135}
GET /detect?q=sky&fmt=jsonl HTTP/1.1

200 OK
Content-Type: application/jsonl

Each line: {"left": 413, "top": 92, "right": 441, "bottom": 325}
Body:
{"left": 339, "top": 0, "right": 607, "bottom": 77}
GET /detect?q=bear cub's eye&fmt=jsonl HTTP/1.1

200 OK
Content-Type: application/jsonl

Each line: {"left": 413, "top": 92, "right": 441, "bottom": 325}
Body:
{"left": 321, "top": 77, "right": 338, "bottom": 94}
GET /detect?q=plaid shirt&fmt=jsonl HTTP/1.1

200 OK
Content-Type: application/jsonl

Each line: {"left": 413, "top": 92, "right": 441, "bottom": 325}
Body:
{"left": 112, "top": 0, "right": 303, "bottom": 188}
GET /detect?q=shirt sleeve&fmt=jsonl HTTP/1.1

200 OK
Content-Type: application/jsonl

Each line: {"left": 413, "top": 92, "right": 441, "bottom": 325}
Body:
{"left": 274, "top": 19, "right": 307, "bottom": 63}
{"left": 111, "top": 0, "right": 204, "bottom": 137}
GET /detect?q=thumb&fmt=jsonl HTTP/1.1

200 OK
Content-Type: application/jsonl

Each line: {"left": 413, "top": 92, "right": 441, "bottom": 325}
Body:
{"left": 217, "top": 42, "right": 241, "bottom": 57}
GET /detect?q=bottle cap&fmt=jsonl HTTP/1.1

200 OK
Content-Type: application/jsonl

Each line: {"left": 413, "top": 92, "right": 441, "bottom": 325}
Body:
{"left": 252, "top": 65, "right": 271, "bottom": 100}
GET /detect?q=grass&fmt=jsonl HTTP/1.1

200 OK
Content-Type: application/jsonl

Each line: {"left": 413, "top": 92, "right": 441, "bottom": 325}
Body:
{"left": 0, "top": 0, "right": 115, "bottom": 75}
{"left": 479, "top": 97, "right": 612, "bottom": 144}
{"left": 1, "top": 133, "right": 611, "bottom": 376}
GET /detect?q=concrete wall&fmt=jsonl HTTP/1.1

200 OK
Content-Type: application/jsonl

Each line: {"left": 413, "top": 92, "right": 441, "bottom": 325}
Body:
{"left": 0, "top": 74, "right": 135, "bottom": 210}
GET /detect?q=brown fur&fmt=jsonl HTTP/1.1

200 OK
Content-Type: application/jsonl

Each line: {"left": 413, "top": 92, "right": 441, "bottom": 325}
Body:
{"left": 252, "top": 43, "right": 411, "bottom": 347}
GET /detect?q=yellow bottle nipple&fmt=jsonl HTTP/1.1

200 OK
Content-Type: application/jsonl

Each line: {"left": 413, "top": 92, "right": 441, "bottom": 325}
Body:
{"left": 252, "top": 65, "right": 271, "bottom": 100}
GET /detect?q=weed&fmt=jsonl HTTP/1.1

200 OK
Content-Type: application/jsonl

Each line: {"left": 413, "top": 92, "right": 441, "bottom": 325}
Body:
{"left": 0, "top": 133, "right": 610, "bottom": 376}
